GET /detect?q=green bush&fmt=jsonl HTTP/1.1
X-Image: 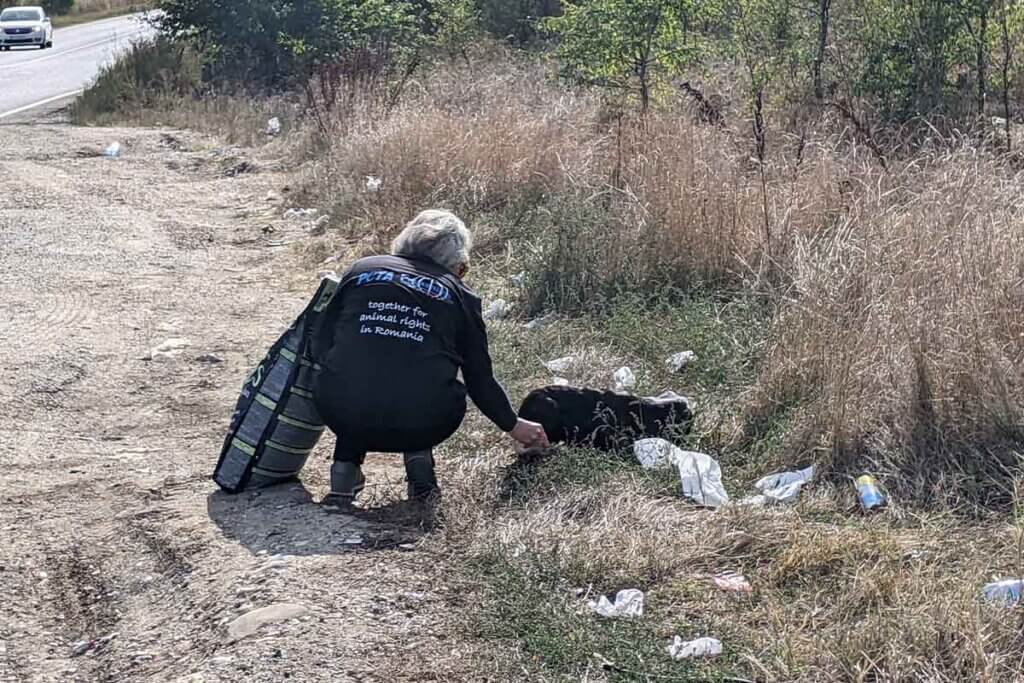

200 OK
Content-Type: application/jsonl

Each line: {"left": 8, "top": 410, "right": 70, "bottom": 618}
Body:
{"left": 42, "top": 0, "right": 74, "bottom": 16}
{"left": 477, "top": 0, "right": 560, "bottom": 43}
{"left": 155, "top": 0, "right": 422, "bottom": 87}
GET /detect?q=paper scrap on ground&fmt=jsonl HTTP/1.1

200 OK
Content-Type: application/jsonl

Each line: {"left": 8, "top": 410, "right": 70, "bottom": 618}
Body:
{"left": 266, "top": 117, "right": 282, "bottom": 136}
{"left": 665, "top": 350, "right": 697, "bottom": 372}
{"left": 634, "top": 438, "right": 729, "bottom": 508}
{"left": 544, "top": 356, "right": 575, "bottom": 374}
{"left": 712, "top": 570, "right": 752, "bottom": 593}
{"left": 365, "top": 175, "right": 382, "bottom": 192}
{"left": 754, "top": 466, "right": 815, "bottom": 504}
{"left": 612, "top": 366, "right": 636, "bottom": 392}
{"left": 587, "top": 589, "right": 644, "bottom": 618}
{"left": 667, "top": 636, "right": 722, "bottom": 660}
{"left": 483, "top": 299, "right": 508, "bottom": 321}
{"left": 524, "top": 314, "right": 555, "bottom": 330}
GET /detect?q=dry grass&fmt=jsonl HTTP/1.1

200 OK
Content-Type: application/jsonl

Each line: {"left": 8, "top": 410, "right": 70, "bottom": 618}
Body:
{"left": 302, "top": 53, "right": 1024, "bottom": 509}
{"left": 84, "top": 41, "right": 1024, "bottom": 680}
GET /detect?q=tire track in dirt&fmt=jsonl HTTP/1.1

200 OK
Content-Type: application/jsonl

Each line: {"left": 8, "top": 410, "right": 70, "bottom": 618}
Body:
{"left": 0, "top": 122, "right": 474, "bottom": 682}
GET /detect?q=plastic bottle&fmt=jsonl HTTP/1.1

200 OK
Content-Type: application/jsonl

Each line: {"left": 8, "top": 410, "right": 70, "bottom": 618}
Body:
{"left": 982, "top": 579, "right": 1024, "bottom": 606}
{"left": 855, "top": 475, "right": 886, "bottom": 511}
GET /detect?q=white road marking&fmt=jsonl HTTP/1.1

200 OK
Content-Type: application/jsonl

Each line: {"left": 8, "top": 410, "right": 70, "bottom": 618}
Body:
{"left": 0, "top": 27, "right": 147, "bottom": 70}
{"left": 0, "top": 88, "right": 84, "bottom": 119}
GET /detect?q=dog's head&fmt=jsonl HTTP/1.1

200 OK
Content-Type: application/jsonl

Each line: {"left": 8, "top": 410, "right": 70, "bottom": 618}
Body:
{"left": 638, "top": 391, "right": 693, "bottom": 436}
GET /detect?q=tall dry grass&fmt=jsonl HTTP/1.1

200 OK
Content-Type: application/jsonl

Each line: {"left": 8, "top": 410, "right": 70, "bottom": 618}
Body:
{"left": 303, "top": 55, "right": 1024, "bottom": 506}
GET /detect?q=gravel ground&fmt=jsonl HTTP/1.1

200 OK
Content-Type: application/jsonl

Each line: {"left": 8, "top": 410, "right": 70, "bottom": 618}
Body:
{"left": 0, "top": 121, "right": 475, "bottom": 682}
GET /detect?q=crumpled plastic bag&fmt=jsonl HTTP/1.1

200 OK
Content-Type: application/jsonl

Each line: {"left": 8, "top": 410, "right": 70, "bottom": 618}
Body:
{"left": 712, "top": 570, "right": 752, "bottom": 593}
{"left": 544, "top": 356, "right": 575, "bottom": 374}
{"left": 634, "top": 438, "right": 677, "bottom": 469}
{"left": 665, "top": 350, "right": 697, "bottom": 373}
{"left": 266, "top": 117, "right": 282, "bottom": 136}
{"left": 587, "top": 589, "right": 644, "bottom": 618}
{"left": 633, "top": 439, "right": 729, "bottom": 508}
{"left": 982, "top": 579, "right": 1024, "bottom": 606}
{"left": 483, "top": 299, "right": 508, "bottom": 321}
{"left": 754, "top": 466, "right": 815, "bottom": 504}
{"left": 678, "top": 451, "right": 729, "bottom": 508}
{"left": 667, "top": 636, "right": 722, "bottom": 659}
{"left": 612, "top": 366, "right": 635, "bottom": 392}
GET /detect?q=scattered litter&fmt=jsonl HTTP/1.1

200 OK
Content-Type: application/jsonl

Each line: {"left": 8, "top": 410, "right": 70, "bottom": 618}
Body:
{"left": 665, "top": 351, "right": 697, "bottom": 372}
{"left": 667, "top": 636, "right": 722, "bottom": 660}
{"left": 612, "top": 366, "right": 636, "bottom": 393}
{"left": 712, "top": 570, "right": 752, "bottom": 593}
{"left": 343, "top": 536, "right": 363, "bottom": 545}
{"left": 634, "top": 438, "right": 676, "bottom": 469}
{"left": 544, "top": 356, "right": 575, "bottom": 374}
{"left": 145, "top": 337, "right": 192, "bottom": 362}
{"left": 524, "top": 314, "right": 555, "bottom": 331}
{"left": 634, "top": 439, "right": 729, "bottom": 508}
{"left": 312, "top": 215, "right": 331, "bottom": 232}
{"left": 266, "top": 117, "right": 282, "bottom": 137}
{"left": 509, "top": 271, "right": 526, "bottom": 287}
{"left": 365, "top": 175, "right": 382, "bottom": 193}
{"left": 156, "top": 338, "right": 192, "bottom": 353}
{"left": 677, "top": 450, "right": 729, "bottom": 508}
{"left": 226, "top": 603, "right": 309, "bottom": 643}
{"left": 736, "top": 495, "right": 767, "bottom": 507}
{"left": 284, "top": 208, "right": 318, "bottom": 219}
{"left": 856, "top": 475, "right": 886, "bottom": 512}
{"left": 552, "top": 377, "right": 570, "bottom": 387}
{"left": 104, "top": 142, "right": 121, "bottom": 158}
{"left": 71, "top": 640, "right": 93, "bottom": 657}
{"left": 483, "top": 299, "right": 509, "bottom": 321}
{"left": 755, "top": 466, "right": 815, "bottom": 504}
{"left": 587, "top": 589, "right": 644, "bottom": 618}
{"left": 982, "top": 579, "right": 1024, "bottom": 606}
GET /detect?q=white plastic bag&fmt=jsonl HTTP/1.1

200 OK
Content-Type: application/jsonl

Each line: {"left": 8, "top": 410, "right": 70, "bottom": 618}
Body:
{"left": 544, "top": 356, "right": 575, "bottom": 374}
{"left": 266, "top": 117, "right": 282, "bottom": 136}
{"left": 104, "top": 142, "right": 121, "bottom": 158}
{"left": 633, "top": 438, "right": 676, "bottom": 469}
{"left": 754, "top": 466, "right": 814, "bottom": 504}
{"left": 483, "top": 299, "right": 508, "bottom": 321}
{"left": 677, "top": 451, "right": 729, "bottom": 508}
{"left": 633, "top": 439, "right": 729, "bottom": 508}
{"left": 665, "top": 351, "right": 696, "bottom": 372}
{"left": 612, "top": 366, "right": 636, "bottom": 393}
{"left": 667, "top": 636, "right": 722, "bottom": 660}
{"left": 587, "top": 589, "right": 644, "bottom": 618}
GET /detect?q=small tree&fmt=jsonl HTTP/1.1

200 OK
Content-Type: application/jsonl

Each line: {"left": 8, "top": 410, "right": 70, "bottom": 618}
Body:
{"left": 545, "top": 0, "right": 706, "bottom": 113}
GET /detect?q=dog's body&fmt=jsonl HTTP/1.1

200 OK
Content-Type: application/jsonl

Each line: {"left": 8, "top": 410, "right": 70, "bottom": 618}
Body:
{"left": 517, "top": 385, "right": 693, "bottom": 451}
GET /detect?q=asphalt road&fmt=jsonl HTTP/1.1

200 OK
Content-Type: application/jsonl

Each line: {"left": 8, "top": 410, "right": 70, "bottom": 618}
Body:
{"left": 0, "top": 13, "right": 154, "bottom": 121}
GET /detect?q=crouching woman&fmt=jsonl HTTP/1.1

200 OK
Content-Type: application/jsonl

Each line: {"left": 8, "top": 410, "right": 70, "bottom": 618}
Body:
{"left": 313, "top": 209, "right": 548, "bottom": 506}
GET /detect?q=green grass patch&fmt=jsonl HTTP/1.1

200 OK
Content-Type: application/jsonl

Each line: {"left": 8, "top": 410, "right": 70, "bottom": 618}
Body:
{"left": 467, "top": 551, "right": 749, "bottom": 682}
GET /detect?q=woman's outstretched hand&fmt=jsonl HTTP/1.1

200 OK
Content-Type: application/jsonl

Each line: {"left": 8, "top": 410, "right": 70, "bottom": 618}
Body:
{"left": 509, "top": 418, "right": 550, "bottom": 449}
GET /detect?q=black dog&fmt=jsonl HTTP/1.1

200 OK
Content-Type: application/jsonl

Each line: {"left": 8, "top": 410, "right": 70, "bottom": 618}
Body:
{"left": 517, "top": 386, "right": 693, "bottom": 452}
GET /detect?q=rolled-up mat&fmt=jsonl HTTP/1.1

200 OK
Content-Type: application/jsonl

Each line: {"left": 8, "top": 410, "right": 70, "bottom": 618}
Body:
{"left": 213, "top": 275, "right": 340, "bottom": 493}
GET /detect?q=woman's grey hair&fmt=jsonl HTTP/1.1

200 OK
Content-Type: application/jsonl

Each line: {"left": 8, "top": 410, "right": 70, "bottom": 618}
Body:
{"left": 391, "top": 209, "right": 473, "bottom": 272}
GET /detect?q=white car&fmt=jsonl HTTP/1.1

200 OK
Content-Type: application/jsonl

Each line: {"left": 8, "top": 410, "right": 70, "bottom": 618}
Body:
{"left": 0, "top": 6, "right": 53, "bottom": 51}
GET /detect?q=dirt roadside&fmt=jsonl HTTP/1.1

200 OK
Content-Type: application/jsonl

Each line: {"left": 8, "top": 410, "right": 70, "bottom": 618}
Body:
{"left": 0, "top": 120, "right": 477, "bottom": 682}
